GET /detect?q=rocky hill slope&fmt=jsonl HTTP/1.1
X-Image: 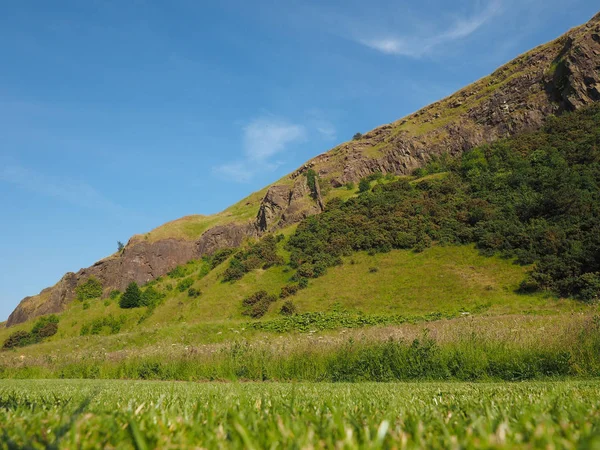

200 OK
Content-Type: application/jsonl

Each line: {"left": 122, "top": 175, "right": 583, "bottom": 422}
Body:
{"left": 7, "top": 11, "right": 600, "bottom": 327}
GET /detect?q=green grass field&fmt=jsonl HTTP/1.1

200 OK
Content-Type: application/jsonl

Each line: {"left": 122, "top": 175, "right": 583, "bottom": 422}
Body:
{"left": 2, "top": 379, "right": 600, "bottom": 449}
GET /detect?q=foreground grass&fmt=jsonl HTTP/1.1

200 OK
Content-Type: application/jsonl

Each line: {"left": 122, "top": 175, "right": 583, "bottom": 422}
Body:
{"left": 1, "top": 380, "right": 600, "bottom": 449}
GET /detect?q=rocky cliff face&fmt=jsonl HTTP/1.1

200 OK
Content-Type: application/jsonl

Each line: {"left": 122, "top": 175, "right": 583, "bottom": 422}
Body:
{"left": 7, "top": 12, "right": 600, "bottom": 327}
{"left": 257, "top": 176, "right": 324, "bottom": 232}
{"left": 6, "top": 229, "right": 256, "bottom": 327}
{"left": 296, "top": 13, "right": 600, "bottom": 187}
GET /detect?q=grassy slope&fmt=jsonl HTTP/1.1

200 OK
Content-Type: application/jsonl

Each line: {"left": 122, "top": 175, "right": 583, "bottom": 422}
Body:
{"left": 0, "top": 228, "right": 587, "bottom": 360}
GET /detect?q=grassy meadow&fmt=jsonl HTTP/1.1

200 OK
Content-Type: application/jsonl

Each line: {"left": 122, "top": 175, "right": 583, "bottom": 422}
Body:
{"left": 2, "top": 379, "right": 600, "bottom": 449}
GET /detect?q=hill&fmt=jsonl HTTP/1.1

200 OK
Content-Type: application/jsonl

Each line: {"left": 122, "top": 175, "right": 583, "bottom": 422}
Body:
{"left": 5, "top": 11, "right": 600, "bottom": 328}
{"left": 2, "top": 100, "right": 600, "bottom": 381}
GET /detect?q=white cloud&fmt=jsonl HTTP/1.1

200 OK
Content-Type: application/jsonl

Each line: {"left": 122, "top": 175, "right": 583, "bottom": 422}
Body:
{"left": 213, "top": 116, "right": 306, "bottom": 182}
{"left": 0, "top": 165, "right": 123, "bottom": 212}
{"left": 213, "top": 161, "right": 254, "bottom": 183}
{"left": 359, "top": 0, "right": 503, "bottom": 57}
{"left": 243, "top": 118, "right": 306, "bottom": 162}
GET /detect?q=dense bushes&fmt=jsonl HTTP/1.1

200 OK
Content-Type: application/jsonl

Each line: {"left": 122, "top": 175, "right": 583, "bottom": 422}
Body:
{"left": 140, "top": 286, "right": 165, "bottom": 307}
{"left": 241, "top": 291, "right": 277, "bottom": 318}
{"left": 119, "top": 283, "right": 165, "bottom": 309}
{"left": 2, "top": 315, "right": 59, "bottom": 350}
{"left": 75, "top": 277, "right": 103, "bottom": 301}
{"left": 208, "top": 248, "right": 236, "bottom": 269}
{"left": 287, "top": 105, "right": 600, "bottom": 301}
{"left": 81, "top": 315, "right": 126, "bottom": 336}
{"left": 223, "top": 235, "right": 284, "bottom": 282}
{"left": 2, "top": 331, "right": 33, "bottom": 350}
{"left": 176, "top": 277, "right": 194, "bottom": 292}
{"left": 280, "top": 284, "right": 299, "bottom": 299}
{"left": 287, "top": 174, "right": 471, "bottom": 270}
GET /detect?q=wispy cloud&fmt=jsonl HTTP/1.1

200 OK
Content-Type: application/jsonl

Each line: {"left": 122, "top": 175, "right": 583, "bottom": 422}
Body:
{"left": 0, "top": 165, "right": 123, "bottom": 212}
{"left": 242, "top": 117, "right": 306, "bottom": 162}
{"left": 358, "top": 0, "right": 503, "bottom": 57}
{"left": 213, "top": 116, "right": 306, "bottom": 182}
{"left": 307, "top": 109, "right": 337, "bottom": 141}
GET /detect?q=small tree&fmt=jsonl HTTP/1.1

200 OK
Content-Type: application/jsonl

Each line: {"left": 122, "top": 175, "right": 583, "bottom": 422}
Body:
{"left": 120, "top": 282, "right": 142, "bottom": 309}
{"left": 306, "top": 169, "right": 319, "bottom": 199}
{"left": 353, "top": 132, "right": 363, "bottom": 140}
{"left": 117, "top": 241, "right": 125, "bottom": 252}
{"left": 358, "top": 178, "right": 371, "bottom": 193}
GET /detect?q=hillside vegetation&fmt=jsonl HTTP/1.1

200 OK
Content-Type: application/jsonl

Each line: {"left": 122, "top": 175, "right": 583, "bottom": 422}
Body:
{"left": 2, "top": 106, "right": 600, "bottom": 381}
{"left": 287, "top": 104, "right": 600, "bottom": 301}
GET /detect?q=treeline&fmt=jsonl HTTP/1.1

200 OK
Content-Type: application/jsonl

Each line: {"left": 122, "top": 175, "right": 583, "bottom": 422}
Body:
{"left": 286, "top": 105, "right": 600, "bottom": 302}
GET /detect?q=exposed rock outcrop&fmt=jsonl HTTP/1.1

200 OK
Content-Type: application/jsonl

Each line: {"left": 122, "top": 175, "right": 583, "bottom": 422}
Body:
{"left": 6, "top": 12, "right": 600, "bottom": 327}
{"left": 6, "top": 230, "right": 256, "bottom": 326}
{"left": 6, "top": 273, "right": 77, "bottom": 327}
{"left": 297, "top": 14, "right": 600, "bottom": 186}
{"left": 197, "top": 223, "right": 259, "bottom": 255}
{"left": 257, "top": 177, "right": 324, "bottom": 231}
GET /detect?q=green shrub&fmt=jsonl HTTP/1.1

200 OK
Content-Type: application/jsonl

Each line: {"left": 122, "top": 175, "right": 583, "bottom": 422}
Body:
{"left": 298, "top": 277, "right": 309, "bottom": 289}
{"left": 188, "top": 288, "right": 201, "bottom": 298}
{"left": 576, "top": 272, "right": 600, "bottom": 303}
{"left": 2, "top": 331, "right": 33, "bottom": 350}
{"left": 141, "top": 286, "right": 165, "bottom": 307}
{"left": 35, "top": 322, "right": 58, "bottom": 339}
{"left": 366, "top": 171, "right": 383, "bottom": 182}
{"left": 120, "top": 282, "right": 142, "bottom": 309}
{"left": 279, "top": 284, "right": 300, "bottom": 299}
{"left": 30, "top": 315, "right": 59, "bottom": 337}
{"left": 358, "top": 178, "right": 371, "bottom": 193}
{"left": 75, "top": 277, "right": 103, "bottom": 301}
{"left": 109, "top": 290, "right": 121, "bottom": 300}
{"left": 241, "top": 291, "right": 277, "bottom": 318}
{"left": 2, "top": 316, "right": 60, "bottom": 350}
{"left": 81, "top": 315, "right": 126, "bottom": 336}
{"left": 280, "top": 300, "right": 298, "bottom": 316}
{"left": 412, "top": 167, "right": 427, "bottom": 178}
{"left": 345, "top": 182, "right": 355, "bottom": 190}
{"left": 223, "top": 235, "right": 284, "bottom": 283}
{"left": 82, "top": 302, "right": 90, "bottom": 310}
{"left": 306, "top": 169, "right": 318, "bottom": 198}
{"left": 352, "top": 132, "right": 362, "bottom": 140}
{"left": 208, "top": 248, "right": 236, "bottom": 269}
{"left": 167, "top": 266, "right": 187, "bottom": 279}
{"left": 176, "top": 278, "right": 194, "bottom": 292}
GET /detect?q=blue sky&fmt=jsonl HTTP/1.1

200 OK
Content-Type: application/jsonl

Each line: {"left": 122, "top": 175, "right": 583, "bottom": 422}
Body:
{"left": 1, "top": 0, "right": 598, "bottom": 321}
